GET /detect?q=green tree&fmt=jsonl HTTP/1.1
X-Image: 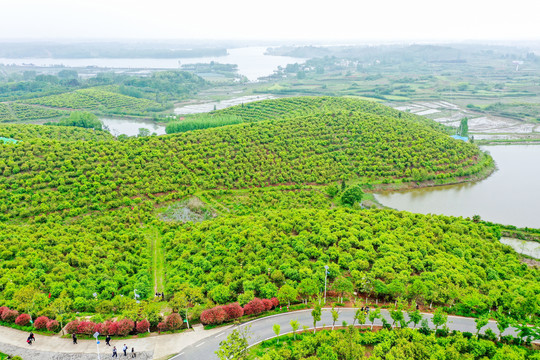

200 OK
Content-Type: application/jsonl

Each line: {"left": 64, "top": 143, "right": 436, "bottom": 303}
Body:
{"left": 432, "top": 308, "right": 448, "bottom": 330}
{"left": 13, "top": 286, "right": 41, "bottom": 316}
{"left": 341, "top": 186, "right": 364, "bottom": 206}
{"left": 277, "top": 284, "right": 298, "bottom": 306}
{"left": 368, "top": 308, "right": 381, "bottom": 330}
{"left": 494, "top": 310, "right": 510, "bottom": 340}
{"left": 138, "top": 128, "right": 151, "bottom": 137}
{"left": 290, "top": 319, "right": 300, "bottom": 340}
{"left": 273, "top": 324, "right": 281, "bottom": 344}
{"left": 353, "top": 308, "right": 366, "bottom": 327}
{"left": 390, "top": 309, "right": 404, "bottom": 328}
{"left": 458, "top": 117, "right": 469, "bottom": 137}
{"left": 408, "top": 309, "right": 423, "bottom": 329}
{"left": 216, "top": 326, "right": 251, "bottom": 360}
{"left": 331, "top": 307, "right": 340, "bottom": 330}
{"left": 312, "top": 305, "right": 322, "bottom": 333}
{"left": 332, "top": 276, "right": 354, "bottom": 303}
{"left": 298, "top": 278, "right": 319, "bottom": 304}
{"left": 237, "top": 291, "right": 255, "bottom": 307}
{"left": 169, "top": 286, "right": 204, "bottom": 329}
{"left": 475, "top": 315, "right": 489, "bottom": 338}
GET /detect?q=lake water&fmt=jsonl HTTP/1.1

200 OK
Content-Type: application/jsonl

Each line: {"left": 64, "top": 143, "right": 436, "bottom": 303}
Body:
{"left": 500, "top": 238, "right": 540, "bottom": 259}
{"left": 175, "top": 94, "right": 276, "bottom": 115}
{"left": 375, "top": 145, "right": 540, "bottom": 228}
{"left": 0, "top": 47, "right": 304, "bottom": 81}
{"left": 101, "top": 118, "right": 166, "bottom": 137}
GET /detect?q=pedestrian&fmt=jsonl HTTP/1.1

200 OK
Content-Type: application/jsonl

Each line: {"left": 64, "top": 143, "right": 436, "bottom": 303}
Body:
{"left": 106, "top": 334, "right": 111, "bottom": 346}
{"left": 112, "top": 346, "right": 118, "bottom": 358}
{"left": 28, "top": 332, "right": 35, "bottom": 345}
{"left": 123, "top": 344, "right": 128, "bottom": 356}
{"left": 131, "top": 347, "right": 136, "bottom": 358}
{"left": 416, "top": 304, "right": 419, "bottom": 310}
{"left": 361, "top": 306, "right": 364, "bottom": 312}
{"left": 72, "top": 333, "right": 77, "bottom": 344}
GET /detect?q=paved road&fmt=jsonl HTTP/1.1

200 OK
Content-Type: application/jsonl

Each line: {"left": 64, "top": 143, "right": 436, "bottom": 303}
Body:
{"left": 173, "top": 308, "right": 519, "bottom": 360}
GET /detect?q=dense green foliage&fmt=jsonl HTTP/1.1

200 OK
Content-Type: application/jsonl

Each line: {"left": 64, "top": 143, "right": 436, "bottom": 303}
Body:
{"left": 0, "top": 124, "right": 113, "bottom": 142}
{"left": 201, "top": 186, "right": 332, "bottom": 216}
{"left": 215, "top": 96, "right": 448, "bottom": 132}
{"left": 0, "top": 102, "right": 68, "bottom": 122}
{"left": 0, "top": 97, "right": 524, "bottom": 327}
{"left": 0, "top": 69, "right": 207, "bottom": 121}
{"left": 46, "top": 111, "right": 103, "bottom": 130}
{"left": 252, "top": 328, "right": 538, "bottom": 360}
{"left": 0, "top": 217, "right": 152, "bottom": 311}
{"left": 24, "top": 87, "right": 165, "bottom": 115}
{"left": 166, "top": 115, "right": 243, "bottom": 134}
{"left": 163, "top": 208, "right": 538, "bottom": 317}
{"left": 0, "top": 99, "right": 490, "bottom": 221}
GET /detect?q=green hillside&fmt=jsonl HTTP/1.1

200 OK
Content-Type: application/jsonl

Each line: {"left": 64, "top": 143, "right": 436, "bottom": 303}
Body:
{"left": 168, "top": 96, "right": 449, "bottom": 134}
{"left": 0, "top": 124, "right": 114, "bottom": 141}
{"left": 0, "top": 101, "right": 490, "bottom": 220}
{"left": 1, "top": 97, "right": 533, "bottom": 328}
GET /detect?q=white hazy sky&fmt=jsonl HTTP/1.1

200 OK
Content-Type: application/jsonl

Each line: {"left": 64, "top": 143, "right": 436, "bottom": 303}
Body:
{"left": 1, "top": 0, "right": 539, "bottom": 41}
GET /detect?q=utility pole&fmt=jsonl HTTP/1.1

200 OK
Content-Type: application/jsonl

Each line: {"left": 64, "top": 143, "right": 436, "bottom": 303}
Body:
{"left": 324, "top": 265, "right": 329, "bottom": 304}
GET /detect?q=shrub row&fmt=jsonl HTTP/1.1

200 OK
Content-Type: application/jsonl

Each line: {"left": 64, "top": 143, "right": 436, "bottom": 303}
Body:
{"left": 200, "top": 297, "right": 279, "bottom": 325}
{"left": 0, "top": 307, "right": 60, "bottom": 332}
{"left": 65, "top": 318, "right": 149, "bottom": 336}
{"left": 156, "top": 313, "right": 183, "bottom": 332}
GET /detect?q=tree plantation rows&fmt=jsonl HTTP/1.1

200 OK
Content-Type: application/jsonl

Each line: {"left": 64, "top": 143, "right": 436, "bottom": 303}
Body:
{"left": 0, "top": 103, "right": 68, "bottom": 122}
{"left": 0, "top": 97, "right": 534, "bottom": 337}
{"left": 0, "top": 124, "right": 113, "bottom": 142}
{"left": 162, "top": 209, "right": 538, "bottom": 319}
{"left": 0, "top": 70, "right": 208, "bottom": 121}
{"left": 0, "top": 99, "right": 490, "bottom": 221}
{"left": 23, "top": 87, "right": 165, "bottom": 115}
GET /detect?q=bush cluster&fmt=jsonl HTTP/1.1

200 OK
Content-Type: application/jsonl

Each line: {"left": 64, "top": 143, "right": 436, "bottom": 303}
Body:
{"left": 200, "top": 297, "right": 279, "bottom": 325}
{"left": 65, "top": 318, "right": 139, "bottom": 336}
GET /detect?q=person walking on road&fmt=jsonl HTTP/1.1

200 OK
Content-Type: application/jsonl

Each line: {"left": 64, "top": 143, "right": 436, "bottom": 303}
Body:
{"left": 106, "top": 334, "right": 111, "bottom": 346}
{"left": 123, "top": 344, "right": 128, "bottom": 356}
{"left": 131, "top": 347, "right": 136, "bottom": 358}
{"left": 112, "top": 346, "right": 118, "bottom": 358}
{"left": 72, "top": 333, "right": 77, "bottom": 344}
{"left": 27, "top": 332, "right": 35, "bottom": 345}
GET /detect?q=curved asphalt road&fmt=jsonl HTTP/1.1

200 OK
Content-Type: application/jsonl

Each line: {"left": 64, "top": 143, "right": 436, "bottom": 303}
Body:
{"left": 172, "top": 308, "right": 519, "bottom": 359}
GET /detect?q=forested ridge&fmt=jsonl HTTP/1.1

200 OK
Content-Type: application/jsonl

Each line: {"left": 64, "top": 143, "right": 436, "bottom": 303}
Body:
{"left": 0, "top": 97, "right": 535, "bottom": 334}
{"left": 0, "top": 100, "right": 489, "bottom": 220}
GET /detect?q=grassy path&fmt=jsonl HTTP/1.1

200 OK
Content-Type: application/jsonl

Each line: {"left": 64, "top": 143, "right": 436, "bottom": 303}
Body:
{"left": 148, "top": 227, "right": 165, "bottom": 294}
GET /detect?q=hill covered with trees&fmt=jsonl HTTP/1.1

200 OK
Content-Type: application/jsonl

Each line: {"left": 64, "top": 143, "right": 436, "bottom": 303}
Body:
{"left": 0, "top": 97, "right": 533, "bottom": 334}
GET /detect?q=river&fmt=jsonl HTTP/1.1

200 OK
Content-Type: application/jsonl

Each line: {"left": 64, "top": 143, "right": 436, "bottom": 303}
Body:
{"left": 0, "top": 47, "right": 304, "bottom": 81}
{"left": 375, "top": 145, "right": 540, "bottom": 229}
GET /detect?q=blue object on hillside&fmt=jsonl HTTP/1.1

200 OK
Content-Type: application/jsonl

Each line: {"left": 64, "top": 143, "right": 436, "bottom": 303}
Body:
{"left": 0, "top": 137, "right": 18, "bottom": 144}
{"left": 451, "top": 135, "right": 468, "bottom": 142}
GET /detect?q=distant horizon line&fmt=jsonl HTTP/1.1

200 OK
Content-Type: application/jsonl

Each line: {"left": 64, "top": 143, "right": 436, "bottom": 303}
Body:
{"left": 0, "top": 38, "right": 538, "bottom": 45}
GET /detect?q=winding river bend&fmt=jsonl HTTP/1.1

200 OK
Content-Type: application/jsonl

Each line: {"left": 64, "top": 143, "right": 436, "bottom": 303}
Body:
{"left": 375, "top": 145, "right": 540, "bottom": 229}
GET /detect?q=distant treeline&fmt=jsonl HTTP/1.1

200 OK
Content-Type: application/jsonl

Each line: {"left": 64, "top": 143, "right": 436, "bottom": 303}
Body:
{"left": 0, "top": 42, "right": 228, "bottom": 59}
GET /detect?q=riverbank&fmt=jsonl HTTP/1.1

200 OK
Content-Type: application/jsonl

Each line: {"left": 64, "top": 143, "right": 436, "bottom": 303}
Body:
{"left": 365, "top": 152, "right": 496, "bottom": 194}
{"left": 373, "top": 145, "right": 540, "bottom": 229}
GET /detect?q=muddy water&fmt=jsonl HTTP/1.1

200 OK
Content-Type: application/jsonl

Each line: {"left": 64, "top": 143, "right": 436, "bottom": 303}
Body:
{"left": 500, "top": 238, "right": 540, "bottom": 259}
{"left": 101, "top": 118, "right": 166, "bottom": 137}
{"left": 375, "top": 145, "right": 540, "bottom": 228}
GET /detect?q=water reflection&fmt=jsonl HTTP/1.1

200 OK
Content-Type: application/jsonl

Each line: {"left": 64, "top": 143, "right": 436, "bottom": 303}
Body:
{"left": 375, "top": 145, "right": 540, "bottom": 228}
{"left": 500, "top": 238, "right": 540, "bottom": 259}
{"left": 101, "top": 118, "right": 166, "bottom": 137}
